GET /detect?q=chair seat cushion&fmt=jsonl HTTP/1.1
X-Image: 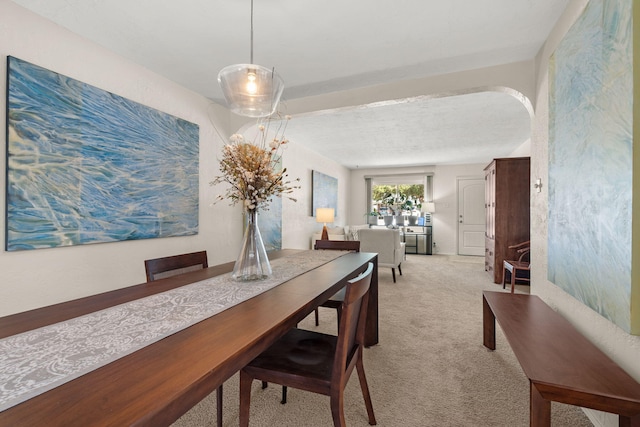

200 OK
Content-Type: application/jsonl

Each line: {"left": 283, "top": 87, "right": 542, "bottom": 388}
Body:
{"left": 247, "top": 328, "right": 337, "bottom": 382}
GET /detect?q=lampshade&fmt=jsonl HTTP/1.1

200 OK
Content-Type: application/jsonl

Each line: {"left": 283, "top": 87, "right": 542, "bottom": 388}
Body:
{"left": 217, "top": 0, "right": 284, "bottom": 118}
{"left": 316, "top": 208, "right": 335, "bottom": 224}
{"left": 218, "top": 64, "right": 284, "bottom": 117}
{"left": 422, "top": 202, "right": 436, "bottom": 213}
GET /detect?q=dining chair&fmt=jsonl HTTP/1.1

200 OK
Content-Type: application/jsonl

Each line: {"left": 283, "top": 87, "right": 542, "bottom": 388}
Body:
{"left": 502, "top": 240, "right": 530, "bottom": 293}
{"left": 313, "top": 240, "right": 361, "bottom": 326}
{"left": 144, "top": 250, "right": 223, "bottom": 427}
{"left": 239, "top": 262, "right": 376, "bottom": 427}
{"left": 144, "top": 250, "right": 208, "bottom": 282}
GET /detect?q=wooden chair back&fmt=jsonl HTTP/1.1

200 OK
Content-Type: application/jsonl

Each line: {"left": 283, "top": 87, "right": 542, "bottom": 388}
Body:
{"left": 508, "top": 240, "right": 530, "bottom": 263}
{"left": 333, "top": 262, "right": 374, "bottom": 381}
{"left": 313, "top": 239, "right": 360, "bottom": 326}
{"left": 314, "top": 240, "right": 360, "bottom": 252}
{"left": 144, "top": 251, "right": 208, "bottom": 282}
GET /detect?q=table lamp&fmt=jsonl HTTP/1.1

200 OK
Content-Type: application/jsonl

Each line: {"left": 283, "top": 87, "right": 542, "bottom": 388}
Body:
{"left": 422, "top": 202, "right": 436, "bottom": 213}
{"left": 316, "top": 208, "right": 335, "bottom": 240}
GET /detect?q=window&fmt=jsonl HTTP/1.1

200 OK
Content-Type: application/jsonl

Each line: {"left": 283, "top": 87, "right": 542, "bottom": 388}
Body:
{"left": 365, "top": 174, "right": 433, "bottom": 223}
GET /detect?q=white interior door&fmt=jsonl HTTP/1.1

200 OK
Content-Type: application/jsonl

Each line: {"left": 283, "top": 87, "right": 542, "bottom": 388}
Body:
{"left": 457, "top": 178, "right": 485, "bottom": 256}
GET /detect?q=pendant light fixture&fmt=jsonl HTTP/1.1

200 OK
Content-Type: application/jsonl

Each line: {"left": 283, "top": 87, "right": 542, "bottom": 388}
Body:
{"left": 218, "top": 0, "right": 284, "bottom": 118}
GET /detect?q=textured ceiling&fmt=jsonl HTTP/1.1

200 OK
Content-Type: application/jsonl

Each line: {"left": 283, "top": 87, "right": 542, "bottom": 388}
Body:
{"left": 283, "top": 90, "right": 532, "bottom": 168}
{"left": 11, "top": 0, "right": 568, "bottom": 168}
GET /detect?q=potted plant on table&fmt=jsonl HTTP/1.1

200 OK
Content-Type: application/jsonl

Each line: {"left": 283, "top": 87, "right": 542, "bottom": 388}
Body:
{"left": 406, "top": 201, "right": 422, "bottom": 225}
{"left": 393, "top": 194, "right": 411, "bottom": 227}
{"left": 365, "top": 210, "right": 379, "bottom": 225}
{"left": 381, "top": 192, "right": 397, "bottom": 226}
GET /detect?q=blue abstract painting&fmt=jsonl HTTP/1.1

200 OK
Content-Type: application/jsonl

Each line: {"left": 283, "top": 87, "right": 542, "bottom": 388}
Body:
{"left": 6, "top": 57, "right": 200, "bottom": 251}
{"left": 311, "top": 170, "right": 338, "bottom": 217}
{"left": 548, "top": 0, "right": 634, "bottom": 333}
{"left": 259, "top": 158, "right": 282, "bottom": 251}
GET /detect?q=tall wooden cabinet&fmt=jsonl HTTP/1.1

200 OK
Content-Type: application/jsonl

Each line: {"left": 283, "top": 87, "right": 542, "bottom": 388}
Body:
{"left": 484, "top": 157, "right": 530, "bottom": 284}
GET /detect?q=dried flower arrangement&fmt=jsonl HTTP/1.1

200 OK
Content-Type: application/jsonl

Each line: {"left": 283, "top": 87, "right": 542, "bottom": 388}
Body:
{"left": 211, "top": 114, "right": 300, "bottom": 212}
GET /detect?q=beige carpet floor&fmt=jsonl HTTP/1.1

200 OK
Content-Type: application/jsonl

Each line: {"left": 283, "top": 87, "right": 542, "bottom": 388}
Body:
{"left": 172, "top": 254, "right": 593, "bottom": 426}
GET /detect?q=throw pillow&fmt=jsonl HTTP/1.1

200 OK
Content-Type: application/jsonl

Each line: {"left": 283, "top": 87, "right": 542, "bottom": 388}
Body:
{"left": 348, "top": 224, "right": 370, "bottom": 241}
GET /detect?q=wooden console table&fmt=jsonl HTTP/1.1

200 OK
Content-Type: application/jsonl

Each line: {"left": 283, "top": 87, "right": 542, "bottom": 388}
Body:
{"left": 483, "top": 291, "right": 640, "bottom": 427}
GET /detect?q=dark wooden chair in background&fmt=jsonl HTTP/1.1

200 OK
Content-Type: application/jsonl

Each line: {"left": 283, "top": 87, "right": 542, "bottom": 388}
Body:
{"left": 313, "top": 240, "right": 361, "bottom": 326}
{"left": 144, "top": 250, "right": 223, "bottom": 427}
{"left": 502, "top": 241, "right": 530, "bottom": 293}
{"left": 314, "top": 240, "right": 361, "bottom": 252}
{"left": 144, "top": 250, "right": 208, "bottom": 282}
{"left": 239, "top": 262, "right": 377, "bottom": 427}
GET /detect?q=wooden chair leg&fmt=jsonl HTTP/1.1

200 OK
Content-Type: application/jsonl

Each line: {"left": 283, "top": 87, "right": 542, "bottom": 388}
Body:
{"left": 330, "top": 391, "right": 347, "bottom": 427}
{"left": 216, "top": 385, "right": 223, "bottom": 427}
{"left": 503, "top": 265, "right": 508, "bottom": 289}
{"left": 239, "top": 372, "right": 253, "bottom": 427}
{"left": 391, "top": 268, "right": 396, "bottom": 283}
{"left": 511, "top": 268, "right": 516, "bottom": 294}
{"left": 314, "top": 308, "right": 320, "bottom": 326}
{"left": 281, "top": 386, "right": 288, "bottom": 404}
{"left": 356, "top": 359, "right": 377, "bottom": 425}
{"left": 398, "top": 263, "right": 402, "bottom": 276}
{"left": 261, "top": 381, "right": 268, "bottom": 389}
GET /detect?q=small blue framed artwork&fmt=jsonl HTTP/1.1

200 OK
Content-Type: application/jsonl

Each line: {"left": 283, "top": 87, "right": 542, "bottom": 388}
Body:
{"left": 5, "top": 57, "right": 200, "bottom": 251}
{"left": 311, "top": 170, "right": 338, "bottom": 217}
{"left": 258, "top": 157, "right": 283, "bottom": 251}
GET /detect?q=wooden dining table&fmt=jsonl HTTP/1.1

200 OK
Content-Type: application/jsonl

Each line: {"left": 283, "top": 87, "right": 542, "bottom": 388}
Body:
{"left": 0, "top": 249, "right": 378, "bottom": 426}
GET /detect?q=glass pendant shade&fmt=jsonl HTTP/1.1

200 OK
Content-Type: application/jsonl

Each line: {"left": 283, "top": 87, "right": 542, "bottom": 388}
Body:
{"left": 218, "top": 63, "right": 284, "bottom": 118}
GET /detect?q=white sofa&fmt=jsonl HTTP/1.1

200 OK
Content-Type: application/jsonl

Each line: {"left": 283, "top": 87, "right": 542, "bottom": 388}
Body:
{"left": 357, "top": 228, "right": 406, "bottom": 282}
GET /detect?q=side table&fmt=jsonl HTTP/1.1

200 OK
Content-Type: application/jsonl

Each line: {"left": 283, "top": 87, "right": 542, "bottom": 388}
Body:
{"left": 402, "top": 226, "right": 432, "bottom": 255}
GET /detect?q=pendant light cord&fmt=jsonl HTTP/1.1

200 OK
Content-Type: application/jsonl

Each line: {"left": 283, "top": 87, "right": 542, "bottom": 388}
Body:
{"left": 250, "top": 0, "right": 254, "bottom": 64}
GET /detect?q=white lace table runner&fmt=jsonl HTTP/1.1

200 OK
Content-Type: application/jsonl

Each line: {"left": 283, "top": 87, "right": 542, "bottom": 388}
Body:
{"left": 0, "top": 250, "right": 345, "bottom": 412}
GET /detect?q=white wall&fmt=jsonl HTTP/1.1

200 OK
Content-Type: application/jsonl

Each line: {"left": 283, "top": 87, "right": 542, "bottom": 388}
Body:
{"left": 281, "top": 142, "right": 351, "bottom": 250}
{"left": 0, "top": 1, "right": 347, "bottom": 316}
{"left": 531, "top": 1, "right": 640, "bottom": 426}
{"left": 510, "top": 138, "right": 532, "bottom": 158}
